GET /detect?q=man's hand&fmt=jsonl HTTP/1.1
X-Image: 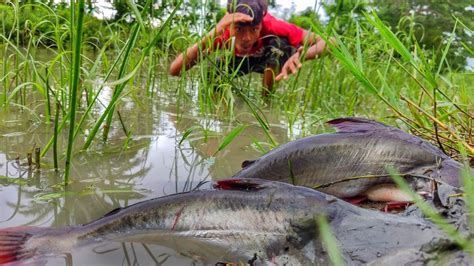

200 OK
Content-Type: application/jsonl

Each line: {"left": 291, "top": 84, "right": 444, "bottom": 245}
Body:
{"left": 214, "top": 13, "right": 254, "bottom": 36}
{"left": 275, "top": 47, "right": 303, "bottom": 81}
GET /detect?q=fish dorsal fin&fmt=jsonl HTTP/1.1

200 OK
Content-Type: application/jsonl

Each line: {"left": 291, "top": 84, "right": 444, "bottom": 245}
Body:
{"left": 102, "top": 207, "right": 123, "bottom": 217}
{"left": 241, "top": 159, "right": 256, "bottom": 168}
{"left": 214, "top": 178, "right": 266, "bottom": 191}
{"left": 327, "top": 117, "right": 390, "bottom": 133}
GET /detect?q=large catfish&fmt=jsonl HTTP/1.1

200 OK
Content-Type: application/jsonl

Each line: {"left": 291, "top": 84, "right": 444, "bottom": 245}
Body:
{"left": 232, "top": 117, "right": 468, "bottom": 201}
{"left": 0, "top": 179, "right": 452, "bottom": 265}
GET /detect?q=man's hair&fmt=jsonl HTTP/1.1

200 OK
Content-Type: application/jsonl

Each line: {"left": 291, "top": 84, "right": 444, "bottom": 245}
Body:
{"left": 227, "top": 0, "right": 268, "bottom": 26}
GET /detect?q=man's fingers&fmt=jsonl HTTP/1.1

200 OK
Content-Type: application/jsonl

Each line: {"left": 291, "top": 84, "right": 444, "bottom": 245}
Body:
{"left": 241, "top": 14, "right": 254, "bottom": 21}
{"left": 294, "top": 57, "right": 302, "bottom": 68}
{"left": 223, "top": 13, "right": 253, "bottom": 27}
{"left": 276, "top": 54, "right": 304, "bottom": 81}
{"left": 275, "top": 68, "right": 288, "bottom": 81}
{"left": 290, "top": 57, "right": 302, "bottom": 73}
{"left": 288, "top": 61, "right": 297, "bottom": 74}
{"left": 291, "top": 54, "right": 302, "bottom": 68}
{"left": 234, "top": 13, "right": 254, "bottom": 22}
{"left": 275, "top": 72, "right": 285, "bottom": 81}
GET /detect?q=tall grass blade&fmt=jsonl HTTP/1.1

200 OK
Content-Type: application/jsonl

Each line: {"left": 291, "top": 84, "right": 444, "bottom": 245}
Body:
{"left": 102, "top": 24, "right": 140, "bottom": 141}
{"left": 213, "top": 124, "right": 246, "bottom": 156}
{"left": 317, "top": 215, "right": 345, "bottom": 266}
{"left": 436, "top": 21, "right": 457, "bottom": 76}
{"left": 234, "top": 89, "right": 276, "bottom": 146}
{"left": 364, "top": 11, "right": 437, "bottom": 87}
{"left": 458, "top": 145, "right": 474, "bottom": 253}
{"left": 64, "top": 0, "right": 85, "bottom": 184}
{"left": 364, "top": 11, "right": 413, "bottom": 64}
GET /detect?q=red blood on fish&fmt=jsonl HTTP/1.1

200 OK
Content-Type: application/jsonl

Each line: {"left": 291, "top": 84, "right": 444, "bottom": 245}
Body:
{"left": 343, "top": 196, "right": 368, "bottom": 205}
{"left": 381, "top": 201, "right": 412, "bottom": 212}
{"left": 214, "top": 179, "right": 264, "bottom": 191}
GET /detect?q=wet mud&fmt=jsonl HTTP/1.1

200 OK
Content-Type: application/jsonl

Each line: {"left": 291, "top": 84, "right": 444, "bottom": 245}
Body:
{"left": 335, "top": 182, "right": 472, "bottom": 265}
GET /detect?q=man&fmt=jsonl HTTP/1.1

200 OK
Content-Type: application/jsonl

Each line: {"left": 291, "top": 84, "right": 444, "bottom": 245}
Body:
{"left": 169, "top": 0, "right": 330, "bottom": 96}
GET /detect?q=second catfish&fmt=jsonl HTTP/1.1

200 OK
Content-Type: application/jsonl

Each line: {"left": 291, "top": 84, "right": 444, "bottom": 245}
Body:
{"left": 232, "top": 117, "right": 467, "bottom": 201}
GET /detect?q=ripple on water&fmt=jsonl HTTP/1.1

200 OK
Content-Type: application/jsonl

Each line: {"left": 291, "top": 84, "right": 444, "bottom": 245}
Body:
{"left": 2, "top": 132, "right": 26, "bottom": 137}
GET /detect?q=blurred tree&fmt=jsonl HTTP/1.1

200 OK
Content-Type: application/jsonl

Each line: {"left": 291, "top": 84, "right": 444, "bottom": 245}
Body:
{"left": 288, "top": 7, "right": 323, "bottom": 32}
{"left": 112, "top": 0, "right": 220, "bottom": 29}
{"left": 112, "top": 0, "right": 129, "bottom": 20}
{"left": 375, "top": 0, "right": 473, "bottom": 70}
{"left": 322, "top": 0, "right": 472, "bottom": 70}
{"left": 323, "top": 0, "right": 370, "bottom": 34}
{"left": 87, "top": 0, "right": 93, "bottom": 13}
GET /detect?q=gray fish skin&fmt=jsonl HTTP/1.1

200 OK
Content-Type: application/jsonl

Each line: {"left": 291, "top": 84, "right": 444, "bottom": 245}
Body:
{"left": 232, "top": 117, "right": 467, "bottom": 198}
{"left": 0, "top": 179, "right": 451, "bottom": 265}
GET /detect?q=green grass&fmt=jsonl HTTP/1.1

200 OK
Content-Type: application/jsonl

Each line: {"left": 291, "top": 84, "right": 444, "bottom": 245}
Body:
{"left": 317, "top": 215, "right": 345, "bottom": 266}
{"left": 64, "top": 0, "right": 85, "bottom": 183}
{"left": 0, "top": 2, "right": 472, "bottom": 263}
{"left": 0, "top": 1, "right": 471, "bottom": 183}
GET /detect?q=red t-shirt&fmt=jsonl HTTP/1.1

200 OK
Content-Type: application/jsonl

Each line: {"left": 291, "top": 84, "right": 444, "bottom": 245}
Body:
{"left": 214, "top": 13, "right": 305, "bottom": 56}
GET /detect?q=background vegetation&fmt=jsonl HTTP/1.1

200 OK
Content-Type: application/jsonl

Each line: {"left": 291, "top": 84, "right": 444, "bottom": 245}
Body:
{"left": 0, "top": 0, "right": 472, "bottom": 179}
{"left": 0, "top": 0, "right": 472, "bottom": 263}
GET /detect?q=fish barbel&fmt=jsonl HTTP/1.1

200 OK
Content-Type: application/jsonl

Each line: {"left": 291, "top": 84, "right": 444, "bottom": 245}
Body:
{"left": 0, "top": 179, "right": 451, "bottom": 265}
{"left": 232, "top": 117, "right": 467, "bottom": 199}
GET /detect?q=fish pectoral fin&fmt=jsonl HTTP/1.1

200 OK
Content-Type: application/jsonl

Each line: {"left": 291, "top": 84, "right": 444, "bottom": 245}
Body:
{"left": 365, "top": 184, "right": 413, "bottom": 202}
{"left": 241, "top": 159, "right": 256, "bottom": 168}
{"left": 327, "top": 117, "right": 390, "bottom": 133}
{"left": 214, "top": 178, "right": 267, "bottom": 191}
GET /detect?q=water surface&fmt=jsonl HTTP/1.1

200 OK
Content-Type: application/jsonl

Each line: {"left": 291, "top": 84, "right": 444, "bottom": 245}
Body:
{"left": 0, "top": 81, "right": 328, "bottom": 264}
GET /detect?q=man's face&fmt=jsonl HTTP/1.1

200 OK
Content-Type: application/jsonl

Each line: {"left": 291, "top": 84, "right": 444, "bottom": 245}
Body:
{"left": 229, "top": 23, "right": 262, "bottom": 54}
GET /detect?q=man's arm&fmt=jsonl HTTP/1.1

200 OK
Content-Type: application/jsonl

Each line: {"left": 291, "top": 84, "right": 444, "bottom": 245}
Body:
{"left": 275, "top": 31, "right": 333, "bottom": 81}
{"left": 301, "top": 32, "right": 329, "bottom": 60}
{"left": 169, "top": 13, "right": 253, "bottom": 76}
{"left": 168, "top": 42, "right": 203, "bottom": 76}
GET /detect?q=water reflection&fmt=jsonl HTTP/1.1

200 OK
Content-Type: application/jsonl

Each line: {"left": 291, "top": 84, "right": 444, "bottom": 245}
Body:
{"left": 0, "top": 98, "right": 213, "bottom": 264}
{"left": 0, "top": 85, "right": 329, "bottom": 264}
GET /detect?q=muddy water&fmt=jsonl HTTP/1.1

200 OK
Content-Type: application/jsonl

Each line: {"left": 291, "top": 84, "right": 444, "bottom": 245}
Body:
{"left": 0, "top": 83, "right": 329, "bottom": 264}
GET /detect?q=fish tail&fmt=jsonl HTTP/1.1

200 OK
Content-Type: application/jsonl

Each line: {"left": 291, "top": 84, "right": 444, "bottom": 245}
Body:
{"left": 0, "top": 226, "right": 48, "bottom": 264}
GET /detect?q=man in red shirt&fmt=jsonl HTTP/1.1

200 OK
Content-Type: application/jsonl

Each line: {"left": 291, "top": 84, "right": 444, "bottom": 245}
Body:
{"left": 169, "top": 0, "right": 330, "bottom": 96}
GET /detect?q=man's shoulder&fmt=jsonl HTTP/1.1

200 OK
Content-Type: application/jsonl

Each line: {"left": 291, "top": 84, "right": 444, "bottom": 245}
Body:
{"left": 261, "top": 13, "right": 305, "bottom": 47}
{"left": 262, "top": 13, "right": 277, "bottom": 27}
{"left": 262, "top": 13, "right": 296, "bottom": 32}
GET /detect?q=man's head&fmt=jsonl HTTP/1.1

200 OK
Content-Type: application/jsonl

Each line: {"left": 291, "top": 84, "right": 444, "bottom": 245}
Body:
{"left": 227, "top": 0, "right": 268, "bottom": 54}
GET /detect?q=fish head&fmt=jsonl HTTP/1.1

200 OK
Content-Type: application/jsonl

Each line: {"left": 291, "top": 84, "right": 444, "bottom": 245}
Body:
{"left": 420, "top": 159, "right": 465, "bottom": 188}
{"left": 405, "top": 176, "right": 436, "bottom": 198}
{"left": 437, "top": 160, "right": 466, "bottom": 188}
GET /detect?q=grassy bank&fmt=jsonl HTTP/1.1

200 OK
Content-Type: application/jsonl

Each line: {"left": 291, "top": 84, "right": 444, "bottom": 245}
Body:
{"left": 0, "top": 1, "right": 472, "bottom": 180}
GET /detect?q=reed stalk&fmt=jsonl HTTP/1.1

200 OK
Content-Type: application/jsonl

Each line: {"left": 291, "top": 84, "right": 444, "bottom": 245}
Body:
{"left": 64, "top": 0, "right": 85, "bottom": 184}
